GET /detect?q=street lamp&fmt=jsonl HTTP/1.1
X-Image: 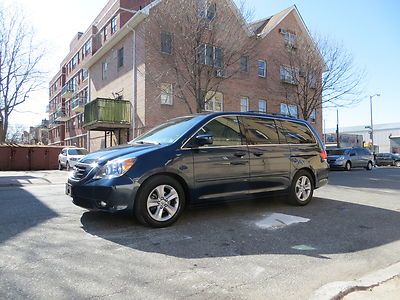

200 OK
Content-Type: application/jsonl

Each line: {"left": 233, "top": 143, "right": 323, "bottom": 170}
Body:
{"left": 370, "top": 93, "right": 381, "bottom": 152}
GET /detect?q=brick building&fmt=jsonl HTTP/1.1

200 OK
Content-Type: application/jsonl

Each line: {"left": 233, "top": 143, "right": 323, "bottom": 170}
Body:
{"left": 48, "top": 0, "right": 323, "bottom": 151}
{"left": 48, "top": 0, "right": 153, "bottom": 147}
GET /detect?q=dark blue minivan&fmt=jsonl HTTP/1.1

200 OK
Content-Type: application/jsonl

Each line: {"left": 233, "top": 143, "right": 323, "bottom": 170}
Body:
{"left": 66, "top": 112, "right": 328, "bottom": 227}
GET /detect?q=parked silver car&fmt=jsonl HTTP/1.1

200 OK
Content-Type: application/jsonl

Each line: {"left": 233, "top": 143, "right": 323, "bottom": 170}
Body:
{"left": 327, "top": 147, "right": 374, "bottom": 171}
{"left": 58, "top": 148, "right": 88, "bottom": 171}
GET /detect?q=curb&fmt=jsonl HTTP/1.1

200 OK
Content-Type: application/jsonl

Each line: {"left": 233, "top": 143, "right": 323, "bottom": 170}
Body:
{"left": 310, "top": 261, "right": 400, "bottom": 300}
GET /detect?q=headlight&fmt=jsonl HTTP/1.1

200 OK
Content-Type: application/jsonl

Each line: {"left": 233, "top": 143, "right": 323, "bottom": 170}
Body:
{"left": 337, "top": 156, "right": 345, "bottom": 161}
{"left": 94, "top": 158, "right": 136, "bottom": 179}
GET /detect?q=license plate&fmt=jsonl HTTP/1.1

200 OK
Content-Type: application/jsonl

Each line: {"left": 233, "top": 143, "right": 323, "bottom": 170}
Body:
{"left": 65, "top": 183, "right": 72, "bottom": 197}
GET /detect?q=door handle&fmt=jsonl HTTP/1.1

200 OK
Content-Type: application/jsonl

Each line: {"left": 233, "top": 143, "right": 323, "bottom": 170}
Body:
{"left": 234, "top": 152, "right": 247, "bottom": 158}
{"left": 252, "top": 151, "right": 263, "bottom": 157}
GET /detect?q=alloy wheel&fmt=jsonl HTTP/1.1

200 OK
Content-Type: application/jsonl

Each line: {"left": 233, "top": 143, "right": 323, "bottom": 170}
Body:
{"left": 146, "top": 184, "right": 180, "bottom": 222}
{"left": 295, "top": 176, "right": 312, "bottom": 202}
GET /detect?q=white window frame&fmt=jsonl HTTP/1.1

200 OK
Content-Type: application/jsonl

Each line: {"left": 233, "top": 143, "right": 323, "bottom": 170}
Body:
{"left": 257, "top": 60, "right": 267, "bottom": 77}
{"left": 160, "top": 83, "right": 173, "bottom": 105}
{"left": 205, "top": 91, "right": 223, "bottom": 112}
{"left": 258, "top": 99, "right": 267, "bottom": 113}
{"left": 240, "top": 97, "right": 249, "bottom": 112}
{"left": 280, "top": 103, "right": 298, "bottom": 118}
{"left": 284, "top": 31, "right": 297, "bottom": 47}
{"left": 280, "top": 66, "right": 298, "bottom": 84}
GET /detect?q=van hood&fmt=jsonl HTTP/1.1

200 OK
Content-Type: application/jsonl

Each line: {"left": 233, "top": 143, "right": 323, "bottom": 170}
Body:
{"left": 80, "top": 143, "right": 163, "bottom": 165}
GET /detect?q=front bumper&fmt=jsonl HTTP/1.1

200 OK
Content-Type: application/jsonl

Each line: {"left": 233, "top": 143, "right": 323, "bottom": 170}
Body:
{"left": 328, "top": 160, "right": 345, "bottom": 168}
{"left": 67, "top": 176, "right": 140, "bottom": 213}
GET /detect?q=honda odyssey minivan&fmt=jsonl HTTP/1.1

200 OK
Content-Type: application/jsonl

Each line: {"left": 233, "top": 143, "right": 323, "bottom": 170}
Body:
{"left": 66, "top": 112, "right": 328, "bottom": 227}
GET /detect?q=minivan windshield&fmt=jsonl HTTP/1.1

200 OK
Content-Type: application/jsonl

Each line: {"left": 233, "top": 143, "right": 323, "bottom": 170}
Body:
{"left": 130, "top": 116, "right": 199, "bottom": 145}
{"left": 68, "top": 149, "right": 88, "bottom": 155}
{"left": 327, "top": 149, "right": 350, "bottom": 156}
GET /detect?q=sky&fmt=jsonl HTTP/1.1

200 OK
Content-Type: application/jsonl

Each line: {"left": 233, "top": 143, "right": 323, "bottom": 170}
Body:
{"left": 3, "top": 0, "right": 400, "bottom": 131}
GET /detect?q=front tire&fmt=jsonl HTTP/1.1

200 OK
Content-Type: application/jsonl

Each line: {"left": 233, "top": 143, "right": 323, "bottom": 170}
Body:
{"left": 58, "top": 161, "right": 63, "bottom": 170}
{"left": 288, "top": 170, "right": 314, "bottom": 206}
{"left": 395, "top": 161, "right": 400, "bottom": 167}
{"left": 345, "top": 161, "right": 351, "bottom": 171}
{"left": 134, "top": 175, "right": 185, "bottom": 228}
{"left": 66, "top": 161, "right": 71, "bottom": 171}
{"left": 366, "top": 161, "right": 373, "bottom": 171}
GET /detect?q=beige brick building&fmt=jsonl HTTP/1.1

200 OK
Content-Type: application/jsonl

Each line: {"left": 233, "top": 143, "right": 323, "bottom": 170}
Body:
{"left": 49, "top": 0, "right": 323, "bottom": 151}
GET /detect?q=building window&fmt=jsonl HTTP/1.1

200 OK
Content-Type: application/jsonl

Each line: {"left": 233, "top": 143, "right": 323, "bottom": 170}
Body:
{"left": 257, "top": 60, "right": 267, "bottom": 77}
{"left": 309, "top": 109, "right": 316, "bottom": 122}
{"left": 204, "top": 91, "right": 223, "bottom": 112}
{"left": 84, "top": 40, "right": 92, "bottom": 56}
{"left": 161, "top": 32, "right": 172, "bottom": 54}
{"left": 240, "top": 97, "right": 249, "bottom": 112}
{"left": 258, "top": 99, "right": 267, "bottom": 113}
{"left": 102, "top": 61, "right": 108, "bottom": 80}
{"left": 240, "top": 55, "right": 249, "bottom": 72}
{"left": 160, "top": 83, "right": 173, "bottom": 105}
{"left": 280, "top": 66, "right": 298, "bottom": 84}
{"left": 280, "top": 103, "right": 298, "bottom": 118}
{"left": 199, "top": 44, "right": 223, "bottom": 67}
{"left": 199, "top": 1, "right": 216, "bottom": 21}
{"left": 103, "top": 26, "right": 107, "bottom": 42}
{"left": 111, "top": 16, "right": 117, "bottom": 34}
{"left": 283, "top": 31, "right": 297, "bottom": 48}
{"left": 82, "top": 69, "right": 88, "bottom": 81}
{"left": 117, "top": 47, "right": 124, "bottom": 69}
{"left": 71, "top": 53, "right": 79, "bottom": 69}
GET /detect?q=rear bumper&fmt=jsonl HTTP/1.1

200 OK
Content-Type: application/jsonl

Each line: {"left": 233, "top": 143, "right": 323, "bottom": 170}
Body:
{"left": 67, "top": 177, "right": 140, "bottom": 213}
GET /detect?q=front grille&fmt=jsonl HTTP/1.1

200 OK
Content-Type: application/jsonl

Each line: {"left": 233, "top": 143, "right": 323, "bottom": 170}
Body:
{"left": 71, "top": 163, "right": 93, "bottom": 181}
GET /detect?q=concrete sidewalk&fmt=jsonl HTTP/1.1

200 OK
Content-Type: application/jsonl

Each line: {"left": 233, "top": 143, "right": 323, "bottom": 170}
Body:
{"left": 312, "top": 261, "right": 400, "bottom": 299}
{"left": 0, "top": 170, "right": 69, "bottom": 187}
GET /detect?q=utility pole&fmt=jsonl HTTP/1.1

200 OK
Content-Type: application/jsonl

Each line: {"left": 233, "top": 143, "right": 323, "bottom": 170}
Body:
{"left": 336, "top": 109, "right": 340, "bottom": 148}
{"left": 369, "top": 94, "right": 381, "bottom": 153}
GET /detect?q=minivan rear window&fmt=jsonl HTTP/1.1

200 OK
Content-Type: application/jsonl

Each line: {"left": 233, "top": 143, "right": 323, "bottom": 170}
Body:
{"left": 278, "top": 120, "right": 316, "bottom": 144}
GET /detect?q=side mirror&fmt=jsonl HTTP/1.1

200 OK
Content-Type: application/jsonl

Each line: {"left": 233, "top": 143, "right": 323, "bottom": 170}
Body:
{"left": 195, "top": 134, "right": 214, "bottom": 146}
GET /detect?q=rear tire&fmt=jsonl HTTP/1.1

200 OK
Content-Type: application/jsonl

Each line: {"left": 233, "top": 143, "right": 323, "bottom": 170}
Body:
{"left": 345, "top": 161, "right": 351, "bottom": 171}
{"left": 288, "top": 170, "right": 314, "bottom": 206}
{"left": 134, "top": 175, "right": 185, "bottom": 228}
{"left": 366, "top": 161, "right": 373, "bottom": 171}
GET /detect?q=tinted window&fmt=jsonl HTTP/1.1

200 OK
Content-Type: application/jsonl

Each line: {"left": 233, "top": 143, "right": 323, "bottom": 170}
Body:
{"left": 240, "top": 117, "right": 280, "bottom": 145}
{"left": 278, "top": 120, "right": 316, "bottom": 144}
{"left": 68, "top": 149, "right": 88, "bottom": 155}
{"left": 195, "top": 116, "right": 244, "bottom": 147}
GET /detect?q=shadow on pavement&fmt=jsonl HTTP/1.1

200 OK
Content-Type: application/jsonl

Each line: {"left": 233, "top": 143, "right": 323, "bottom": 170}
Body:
{"left": 80, "top": 196, "right": 400, "bottom": 259}
{"left": 328, "top": 167, "right": 400, "bottom": 191}
{"left": 0, "top": 186, "right": 58, "bottom": 243}
{"left": 0, "top": 176, "right": 52, "bottom": 186}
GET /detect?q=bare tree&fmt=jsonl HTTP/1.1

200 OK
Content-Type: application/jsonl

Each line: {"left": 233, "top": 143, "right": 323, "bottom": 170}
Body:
{"left": 0, "top": 5, "right": 45, "bottom": 143}
{"left": 275, "top": 33, "right": 364, "bottom": 120}
{"left": 5, "top": 124, "right": 25, "bottom": 144}
{"left": 140, "top": 0, "right": 257, "bottom": 113}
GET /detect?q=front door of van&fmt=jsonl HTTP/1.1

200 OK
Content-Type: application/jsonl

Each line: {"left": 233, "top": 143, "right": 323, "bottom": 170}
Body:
{"left": 239, "top": 116, "right": 291, "bottom": 193}
{"left": 190, "top": 116, "right": 250, "bottom": 201}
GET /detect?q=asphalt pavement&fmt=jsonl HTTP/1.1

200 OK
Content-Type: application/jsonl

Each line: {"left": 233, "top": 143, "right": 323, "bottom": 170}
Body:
{"left": 0, "top": 167, "right": 399, "bottom": 299}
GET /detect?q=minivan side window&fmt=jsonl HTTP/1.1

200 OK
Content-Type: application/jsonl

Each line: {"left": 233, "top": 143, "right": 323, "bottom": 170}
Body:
{"left": 278, "top": 120, "right": 316, "bottom": 144}
{"left": 195, "top": 116, "right": 244, "bottom": 147}
{"left": 239, "top": 117, "right": 280, "bottom": 145}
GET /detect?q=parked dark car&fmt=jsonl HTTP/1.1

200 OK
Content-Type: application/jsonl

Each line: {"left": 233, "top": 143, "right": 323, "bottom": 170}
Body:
{"left": 376, "top": 153, "right": 400, "bottom": 167}
{"left": 66, "top": 112, "right": 329, "bottom": 227}
{"left": 327, "top": 147, "right": 374, "bottom": 171}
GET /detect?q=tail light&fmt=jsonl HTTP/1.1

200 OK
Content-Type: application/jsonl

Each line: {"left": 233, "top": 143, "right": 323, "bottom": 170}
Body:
{"left": 320, "top": 150, "right": 327, "bottom": 161}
